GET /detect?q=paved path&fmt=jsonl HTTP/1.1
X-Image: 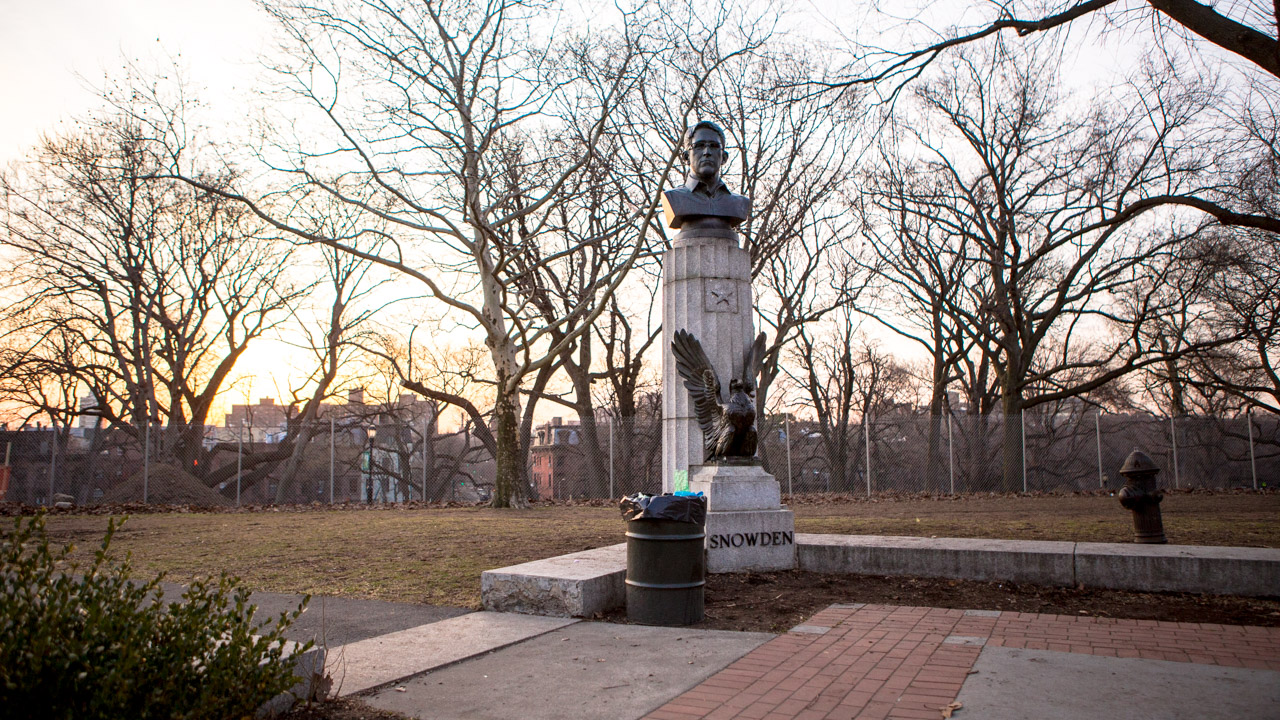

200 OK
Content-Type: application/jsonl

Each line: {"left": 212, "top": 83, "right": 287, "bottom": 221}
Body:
{"left": 643, "top": 604, "right": 1280, "bottom": 720}
{"left": 236, "top": 587, "right": 1280, "bottom": 719}
{"left": 362, "top": 621, "right": 773, "bottom": 720}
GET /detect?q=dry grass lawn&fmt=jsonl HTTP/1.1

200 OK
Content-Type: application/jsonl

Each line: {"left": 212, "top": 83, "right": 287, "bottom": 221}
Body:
{"left": 789, "top": 491, "right": 1280, "bottom": 547}
{"left": 36, "top": 507, "right": 620, "bottom": 607}
{"left": 26, "top": 492, "right": 1278, "bottom": 609}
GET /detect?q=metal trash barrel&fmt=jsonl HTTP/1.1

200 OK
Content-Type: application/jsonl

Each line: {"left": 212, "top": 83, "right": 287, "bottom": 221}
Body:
{"left": 625, "top": 518, "right": 706, "bottom": 625}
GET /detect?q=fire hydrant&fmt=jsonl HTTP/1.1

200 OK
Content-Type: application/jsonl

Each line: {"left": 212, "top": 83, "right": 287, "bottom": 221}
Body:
{"left": 1117, "top": 449, "right": 1167, "bottom": 544}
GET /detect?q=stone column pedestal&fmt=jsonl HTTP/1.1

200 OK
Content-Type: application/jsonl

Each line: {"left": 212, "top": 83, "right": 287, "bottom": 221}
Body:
{"left": 661, "top": 230, "right": 754, "bottom": 493}
{"left": 690, "top": 464, "right": 796, "bottom": 573}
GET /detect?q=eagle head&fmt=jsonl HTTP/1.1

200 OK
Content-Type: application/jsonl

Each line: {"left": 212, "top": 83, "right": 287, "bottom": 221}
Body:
{"left": 725, "top": 379, "right": 755, "bottom": 429}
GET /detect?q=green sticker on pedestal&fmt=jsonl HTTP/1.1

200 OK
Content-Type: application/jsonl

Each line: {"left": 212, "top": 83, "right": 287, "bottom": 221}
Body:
{"left": 674, "top": 469, "right": 688, "bottom": 492}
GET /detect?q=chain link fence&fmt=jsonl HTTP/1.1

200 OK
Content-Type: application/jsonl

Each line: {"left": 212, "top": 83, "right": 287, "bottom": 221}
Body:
{"left": 523, "top": 411, "right": 1276, "bottom": 500}
{"left": 527, "top": 416, "right": 664, "bottom": 500}
{"left": 758, "top": 411, "right": 1275, "bottom": 497}
{"left": 2, "top": 410, "right": 1274, "bottom": 507}
{"left": 0, "top": 418, "right": 492, "bottom": 507}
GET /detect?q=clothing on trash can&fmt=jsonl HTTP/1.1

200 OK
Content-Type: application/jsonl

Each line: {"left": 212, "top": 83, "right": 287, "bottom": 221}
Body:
{"left": 619, "top": 492, "right": 707, "bottom": 524}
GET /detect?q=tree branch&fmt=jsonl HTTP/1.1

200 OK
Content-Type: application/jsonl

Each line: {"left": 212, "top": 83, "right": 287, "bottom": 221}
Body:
{"left": 1147, "top": 0, "right": 1280, "bottom": 78}
{"left": 400, "top": 379, "right": 497, "bottom": 459}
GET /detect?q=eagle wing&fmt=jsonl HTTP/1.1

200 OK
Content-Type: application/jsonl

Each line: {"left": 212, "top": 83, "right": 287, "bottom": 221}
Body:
{"left": 671, "top": 329, "right": 723, "bottom": 457}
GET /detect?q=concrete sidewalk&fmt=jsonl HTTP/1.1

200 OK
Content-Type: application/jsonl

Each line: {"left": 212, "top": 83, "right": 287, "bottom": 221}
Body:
{"left": 256, "top": 589, "right": 773, "bottom": 716}
{"left": 363, "top": 621, "right": 775, "bottom": 720}
{"left": 266, "top": 589, "right": 1280, "bottom": 719}
{"left": 645, "top": 604, "right": 1280, "bottom": 720}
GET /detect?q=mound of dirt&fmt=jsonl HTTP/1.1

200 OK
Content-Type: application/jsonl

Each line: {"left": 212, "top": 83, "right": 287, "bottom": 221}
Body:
{"left": 101, "top": 464, "right": 233, "bottom": 507}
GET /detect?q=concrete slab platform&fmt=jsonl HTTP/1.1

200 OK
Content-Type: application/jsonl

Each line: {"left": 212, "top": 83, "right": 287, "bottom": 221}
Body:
{"left": 797, "top": 533, "right": 1077, "bottom": 586}
{"left": 1075, "top": 542, "right": 1280, "bottom": 597}
{"left": 481, "top": 543, "right": 626, "bottom": 617}
{"left": 329, "top": 611, "right": 577, "bottom": 695}
{"left": 363, "top": 621, "right": 773, "bottom": 720}
{"left": 955, "top": 645, "right": 1280, "bottom": 720}
{"left": 480, "top": 536, "right": 1280, "bottom": 624}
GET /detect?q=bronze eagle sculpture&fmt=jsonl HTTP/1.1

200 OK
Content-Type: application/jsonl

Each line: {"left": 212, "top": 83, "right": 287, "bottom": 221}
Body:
{"left": 671, "top": 329, "right": 767, "bottom": 462}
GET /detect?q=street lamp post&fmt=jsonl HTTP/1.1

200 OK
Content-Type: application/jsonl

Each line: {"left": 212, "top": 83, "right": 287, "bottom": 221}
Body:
{"left": 143, "top": 421, "right": 150, "bottom": 504}
{"left": 236, "top": 420, "right": 245, "bottom": 506}
{"left": 365, "top": 423, "right": 376, "bottom": 504}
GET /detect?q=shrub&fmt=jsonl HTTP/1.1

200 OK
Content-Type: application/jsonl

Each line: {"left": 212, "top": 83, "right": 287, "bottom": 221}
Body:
{"left": 0, "top": 514, "right": 313, "bottom": 720}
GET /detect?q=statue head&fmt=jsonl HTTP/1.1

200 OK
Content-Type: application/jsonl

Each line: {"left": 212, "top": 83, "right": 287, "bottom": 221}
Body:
{"left": 684, "top": 120, "right": 729, "bottom": 185}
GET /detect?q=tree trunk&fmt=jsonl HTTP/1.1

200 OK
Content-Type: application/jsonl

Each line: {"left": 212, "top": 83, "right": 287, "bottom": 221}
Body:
{"left": 170, "top": 387, "right": 229, "bottom": 482}
{"left": 1001, "top": 388, "right": 1023, "bottom": 493}
{"left": 476, "top": 225, "right": 525, "bottom": 507}
{"left": 1158, "top": 335, "right": 1187, "bottom": 416}
{"left": 563, "top": 336, "right": 608, "bottom": 497}
{"left": 925, "top": 414, "right": 943, "bottom": 495}
{"left": 574, "top": 412, "right": 608, "bottom": 497}
{"left": 924, "top": 351, "right": 947, "bottom": 494}
{"left": 276, "top": 423, "right": 308, "bottom": 503}
{"left": 827, "top": 432, "right": 849, "bottom": 494}
{"left": 492, "top": 383, "right": 524, "bottom": 508}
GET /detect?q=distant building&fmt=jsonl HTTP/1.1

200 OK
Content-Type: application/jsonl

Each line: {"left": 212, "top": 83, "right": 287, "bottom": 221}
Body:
{"left": 946, "top": 391, "right": 971, "bottom": 415}
{"left": 220, "top": 389, "right": 438, "bottom": 441}
{"left": 224, "top": 397, "right": 291, "bottom": 441}
{"left": 530, "top": 417, "right": 585, "bottom": 499}
{"left": 363, "top": 393, "right": 439, "bottom": 503}
{"left": 76, "top": 395, "right": 103, "bottom": 432}
{"left": 214, "top": 389, "right": 441, "bottom": 502}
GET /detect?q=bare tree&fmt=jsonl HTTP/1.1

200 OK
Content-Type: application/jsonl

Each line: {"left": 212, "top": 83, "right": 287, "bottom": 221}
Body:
{"left": 0, "top": 105, "right": 307, "bottom": 487}
{"left": 693, "top": 45, "right": 872, "bottom": 476}
{"left": 822, "top": 0, "right": 1278, "bottom": 236}
{"left": 1171, "top": 73, "right": 1280, "bottom": 416}
{"left": 154, "top": 0, "right": 778, "bottom": 506}
{"left": 0, "top": 322, "right": 88, "bottom": 503}
{"left": 856, "top": 154, "right": 982, "bottom": 492}
{"left": 861, "top": 41, "right": 1241, "bottom": 489}
{"left": 509, "top": 144, "right": 668, "bottom": 496}
{"left": 0, "top": 324, "right": 86, "bottom": 435}
{"left": 784, "top": 313, "right": 913, "bottom": 494}
{"left": 1177, "top": 229, "right": 1280, "bottom": 415}
{"left": 272, "top": 194, "right": 393, "bottom": 502}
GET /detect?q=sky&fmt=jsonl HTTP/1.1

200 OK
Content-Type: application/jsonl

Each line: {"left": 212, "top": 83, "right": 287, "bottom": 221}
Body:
{"left": 0, "top": 0, "right": 1157, "bottom": 428}
{"left": 0, "top": 0, "right": 273, "bottom": 164}
{"left": 1, "top": 0, "right": 326, "bottom": 427}
{"left": 0, "top": 0, "right": 1147, "bottom": 163}
{"left": 0, "top": 0, "right": 883, "bottom": 165}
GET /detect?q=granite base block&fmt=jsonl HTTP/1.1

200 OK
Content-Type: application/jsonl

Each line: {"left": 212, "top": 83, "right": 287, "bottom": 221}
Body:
{"left": 704, "top": 509, "right": 796, "bottom": 573}
{"left": 689, "top": 464, "right": 781, "bottom": 512}
{"left": 257, "top": 642, "right": 328, "bottom": 717}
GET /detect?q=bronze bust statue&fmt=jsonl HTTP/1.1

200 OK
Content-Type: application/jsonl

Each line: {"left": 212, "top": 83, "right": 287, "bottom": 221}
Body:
{"left": 662, "top": 121, "right": 751, "bottom": 233}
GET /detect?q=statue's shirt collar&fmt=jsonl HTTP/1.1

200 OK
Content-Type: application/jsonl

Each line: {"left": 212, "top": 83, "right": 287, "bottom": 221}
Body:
{"left": 684, "top": 175, "right": 730, "bottom": 197}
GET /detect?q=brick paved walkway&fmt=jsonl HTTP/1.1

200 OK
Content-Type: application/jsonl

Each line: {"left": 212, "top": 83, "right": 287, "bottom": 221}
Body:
{"left": 643, "top": 604, "right": 1280, "bottom": 720}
